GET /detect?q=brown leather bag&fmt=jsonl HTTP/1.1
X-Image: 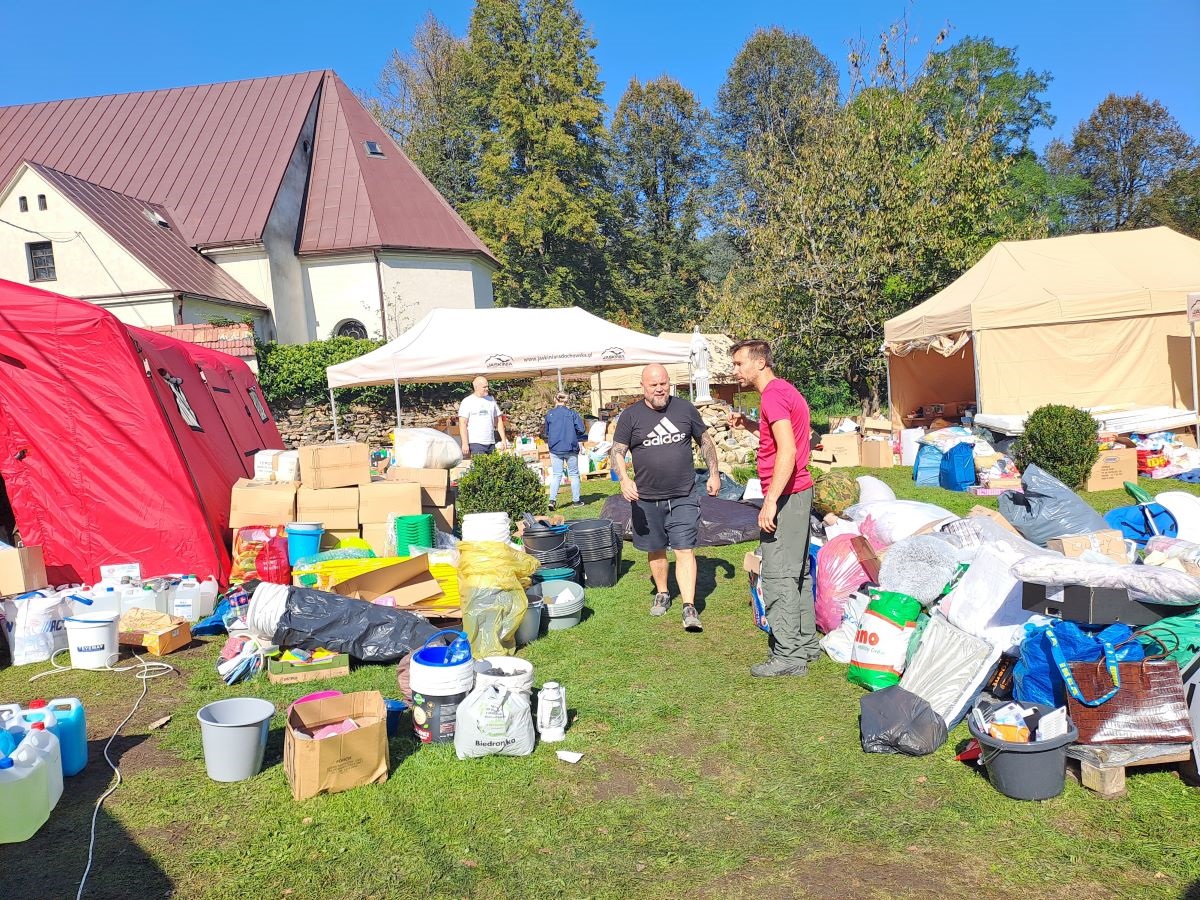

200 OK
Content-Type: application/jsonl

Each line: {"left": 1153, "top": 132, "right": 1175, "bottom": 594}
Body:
{"left": 1067, "top": 648, "right": 1194, "bottom": 745}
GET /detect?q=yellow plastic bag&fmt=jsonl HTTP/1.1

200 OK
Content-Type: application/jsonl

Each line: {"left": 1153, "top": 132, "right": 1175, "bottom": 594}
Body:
{"left": 458, "top": 541, "right": 537, "bottom": 657}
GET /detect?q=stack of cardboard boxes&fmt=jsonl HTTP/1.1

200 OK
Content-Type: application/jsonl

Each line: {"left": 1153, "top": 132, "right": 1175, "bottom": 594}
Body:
{"left": 811, "top": 416, "right": 895, "bottom": 472}
{"left": 228, "top": 443, "right": 457, "bottom": 557}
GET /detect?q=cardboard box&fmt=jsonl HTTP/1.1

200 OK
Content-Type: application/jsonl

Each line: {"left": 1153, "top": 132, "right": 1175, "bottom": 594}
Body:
{"left": 1020, "top": 582, "right": 1178, "bottom": 626}
{"left": 385, "top": 467, "right": 451, "bottom": 506}
{"left": 810, "top": 448, "right": 835, "bottom": 473}
{"left": 0, "top": 546, "right": 48, "bottom": 596}
{"left": 361, "top": 523, "right": 391, "bottom": 556}
{"left": 267, "top": 653, "right": 351, "bottom": 685}
{"left": 1047, "top": 529, "right": 1129, "bottom": 565}
{"left": 1085, "top": 447, "right": 1138, "bottom": 492}
{"left": 859, "top": 416, "right": 893, "bottom": 436}
{"left": 332, "top": 555, "right": 443, "bottom": 607}
{"left": 817, "top": 433, "right": 861, "bottom": 468}
{"left": 424, "top": 502, "right": 456, "bottom": 534}
{"left": 229, "top": 478, "right": 298, "bottom": 528}
{"left": 860, "top": 440, "right": 893, "bottom": 468}
{"left": 298, "top": 442, "right": 372, "bottom": 490}
{"left": 297, "top": 486, "right": 359, "bottom": 531}
{"left": 118, "top": 609, "right": 192, "bottom": 656}
{"left": 743, "top": 551, "right": 761, "bottom": 576}
{"left": 358, "top": 481, "right": 421, "bottom": 524}
{"left": 284, "top": 690, "right": 388, "bottom": 801}
{"left": 320, "top": 529, "right": 362, "bottom": 550}
{"left": 967, "top": 505, "right": 1020, "bottom": 536}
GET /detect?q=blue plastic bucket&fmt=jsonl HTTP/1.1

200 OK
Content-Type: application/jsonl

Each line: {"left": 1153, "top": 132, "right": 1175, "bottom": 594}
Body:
{"left": 286, "top": 525, "right": 324, "bottom": 565}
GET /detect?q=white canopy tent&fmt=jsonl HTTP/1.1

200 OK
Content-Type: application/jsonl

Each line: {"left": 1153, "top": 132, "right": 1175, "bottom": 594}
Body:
{"left": 324, "top": 306, "right": 692, "bottom": 436}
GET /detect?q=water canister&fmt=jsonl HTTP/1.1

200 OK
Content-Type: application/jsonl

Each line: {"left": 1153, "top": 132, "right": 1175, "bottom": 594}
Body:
{"left": 410, "top": 629, "right": 475, "bottom": 744}
{"left": 197, "top": 577, "right": 219, "bottom": 620}
{"left": 47, "top": 698, "right": 86, "bottom": 777}
{"left": 14, "top": 724, "right": 62, "bottom": 808}
{"left": 20, "top": 701, "right": 59, "bottom": 740}
{"left": 85, "top": 586, "right": 122, "bottom": 617}
{"left": 0, "top": 752, "right": 51, "bottom": 843}
{"left": 173, "top": 576, "right": 201, "bottom": 621}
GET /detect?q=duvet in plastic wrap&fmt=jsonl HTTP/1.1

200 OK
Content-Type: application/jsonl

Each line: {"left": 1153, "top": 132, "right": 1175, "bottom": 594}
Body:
{"left": 997, "top": 464, "right": 1107, "bottom": 546}
{"left": 939, "top": 543, "right": 1039, "bottom": 652}
{"left": 248, "top": 581, "right": 440, "bottom": 663}
{"left": 899, "top": 613, "right": 999, "bottom": 727}
{"left": 1010, "top": 554, "right": 1200, "bottom": 606}
{"left": 603, "top": 494, "right": 762, "bottom": 546}
{"left": 878, "top": 534, "right": 962, "bottom": 606}
{"left": 859, "top": 685, "right": 948, "bottom": 756}
{"left": 845, "top": 500, "right": 957, "bottom": 546}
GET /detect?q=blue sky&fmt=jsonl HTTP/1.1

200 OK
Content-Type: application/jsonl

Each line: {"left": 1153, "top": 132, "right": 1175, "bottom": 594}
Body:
{"left": 1, "top": 1, "right": 1196, "bottom": 151}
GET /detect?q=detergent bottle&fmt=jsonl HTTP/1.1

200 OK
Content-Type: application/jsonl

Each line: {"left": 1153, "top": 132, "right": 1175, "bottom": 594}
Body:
{"left": 47, "top": 698, "right": 87, "bottom": 776}
{"left": 14, "top": 722, "right": 62, "bottom": 808}
{"left": 0, "top": 751, "right": 51, "bottom": 843}
{"left": 173, "top": 575, "right": 201, "bottom": 621}
{"left": 20, "top": 701, "right": 59, "bottom": 745}
{"left": 197, "top": 576, "right": 219, "bottom": 620}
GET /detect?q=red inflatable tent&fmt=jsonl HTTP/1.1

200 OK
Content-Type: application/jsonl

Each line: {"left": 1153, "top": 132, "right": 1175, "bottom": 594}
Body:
{"left": 0, "top": 279, "right": 284, "bottom": 585}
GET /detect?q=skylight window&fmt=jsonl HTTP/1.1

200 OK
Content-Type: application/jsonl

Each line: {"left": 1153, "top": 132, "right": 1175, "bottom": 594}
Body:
{"left": 363, "top": 140, "right": 386, "bottom": 159}
{"left": 143, "top": 209, "right": 170, "bottom": 228}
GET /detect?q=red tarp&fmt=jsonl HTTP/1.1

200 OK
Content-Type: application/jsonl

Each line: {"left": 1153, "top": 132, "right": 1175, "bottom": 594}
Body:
{"left": 0, "top": 280, "right": 283, "bottom": 585}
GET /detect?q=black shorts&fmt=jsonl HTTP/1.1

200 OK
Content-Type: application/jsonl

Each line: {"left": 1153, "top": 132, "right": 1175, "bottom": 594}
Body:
{"left": 468, "top": 443, "right": 496, "bottom": 456}
{"left": 631, "top": 486, "right": 701, "bottom": 552}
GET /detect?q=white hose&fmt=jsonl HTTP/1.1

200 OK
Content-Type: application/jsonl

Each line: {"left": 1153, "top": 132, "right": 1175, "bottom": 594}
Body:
{"left": 246, "top": 582, "right": 289, "bottom": 641}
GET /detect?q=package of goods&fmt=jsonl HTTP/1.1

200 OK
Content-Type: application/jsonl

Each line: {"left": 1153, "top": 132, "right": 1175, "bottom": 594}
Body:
{"left": 393, "top": 428, "right": 463, "bottom": 470}
{"left": 938, "top": 442, "right": 976, "bottom": 492}
{"left": 998, "top": 465, "right": 1108, "bottom": 547}
{"left": 423, "top": 502, "right": 456, "bottom": 535}
{"left": 1011, "top": 553, "right": 1200, "bottom": 606}
{"left": 229, "top": 478, "right": 298, "bottom": 529}
{"left": 847, "top": 590, "right": 922, "bottom": 690}
{"left": 117, "top": 609, "right": 191, "bottom": 656}
{"left": 387, "top": 467, "right": 452, "bottom": 506}
{"left": 855, "top": 475, "right": 895, "bottom": 505}
{"left": 744, "top": 551, "right": 769, "bottom": 633}
{"left": 247, "top": 580, "right": 440, "bottom": 663}
{"left": 1013, "top": 620, "right": 1143, "bottom": 708}
{"left": 878, "top": 534, "right": 962, "bottom": 607}
{"left": 899, "top": 613, "right": 999, "bottom": 726}
{"left": 847, "top": 500, "right": 957, "bottom": 546}
{"left": 858, "top": 439, "right": 893, "bottom": 469}
{"left": 814, "top": 534, "right": 873, "bottom": 634}
{"left": 231, "top": 526, "right": 291, "bottom": 585}
{"left": 1084, "top": 446, "right": 1138, "bottom": 492}
{"left": 859, "top": 685, "right": 948, "bottom": 756}
{"left": 298, "top": 443, "right": 372, "bottom": 490}
{"left": 1, "top": 588, "right": 73, "bottom": 665}
{"left": 358, "top": 481, "right": 421, "bottom": 524}
{"left": 285, "top": 691, "right": 388, "bottom": 800}
{"left": 819, "top": 589, "right": 871, "bottom": 664}
{"left": 811, "top": 471, "right": 860, "bottom": 517}
{"left": 818, "top": 433, "right": 860, "bottom": 467}
{"left": 919, "top": 426, "right": 976, "bottom": 453}
{"left": 253, "top": 449, "right": 301, "bottom": 483}
{"left": 912, "top": 443, "right": 944, "bottom": 488}
{"left": 297, "top": 487, "right": 359, "bottom": 531}
{"left": 267, "top": 652, "right": 351, "bottom": 684}
{"left": 453, "top": 684, "right": 536, "bottom": 759}
{"left": 939, "top": 543, "right": 1035, "bottom": 651}
{"left": 458, "top": 541, "right": 538, "bottom": 657}
{"left": 0, "top": 546, "right": 49, "bottom": 596}
{"left": 1046, "top": 529, "right": 1130, "bottom": 565}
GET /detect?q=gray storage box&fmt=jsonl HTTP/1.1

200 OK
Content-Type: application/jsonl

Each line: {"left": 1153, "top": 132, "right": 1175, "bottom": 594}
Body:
{"left": 1020, "top": 582, "right": 1181, "bottom": 626}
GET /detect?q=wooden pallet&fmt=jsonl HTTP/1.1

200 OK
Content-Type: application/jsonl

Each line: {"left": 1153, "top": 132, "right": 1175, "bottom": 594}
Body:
{"left": 1068, "top": 746, "right": 1194, "bottom": 799}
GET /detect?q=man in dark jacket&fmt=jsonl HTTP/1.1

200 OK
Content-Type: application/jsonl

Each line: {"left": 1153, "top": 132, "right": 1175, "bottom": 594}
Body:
{"left": 544, "top": 392, "right": 587, "bottom": 509}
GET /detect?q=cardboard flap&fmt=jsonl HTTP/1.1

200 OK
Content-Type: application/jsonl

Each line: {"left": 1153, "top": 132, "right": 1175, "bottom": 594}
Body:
{"left": 331, "top": 555, "right": 444, "bottom": 605}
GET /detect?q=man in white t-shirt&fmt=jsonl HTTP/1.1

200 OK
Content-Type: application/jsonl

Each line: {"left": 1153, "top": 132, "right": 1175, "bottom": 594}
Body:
{"left": 458, "top": 376, "right": 509, "bottom": 456}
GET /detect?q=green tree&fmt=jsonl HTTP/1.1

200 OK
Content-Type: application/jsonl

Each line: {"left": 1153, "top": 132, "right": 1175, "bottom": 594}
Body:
{"left": 706, "top": 23, "right": 1047, "bottom": 412}
{"left": 1147, "top": 159, "right": 1200, "bottom": 238}
{"left": 609, "top": 76, "right": 709, "bottom": 332}
{"left": 1053, "top": 93, "right": 1196, "bottom": 232}
{"left": 369, "top": 13, "right": 481, "bottom": 209}
{"left": 465, "top": 0, "right": 620, "bottom": 312}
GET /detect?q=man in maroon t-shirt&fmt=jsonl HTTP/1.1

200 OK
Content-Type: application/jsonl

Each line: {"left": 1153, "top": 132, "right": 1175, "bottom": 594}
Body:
{"left": 730, "top": 340, "right": 819, "bottom": 676}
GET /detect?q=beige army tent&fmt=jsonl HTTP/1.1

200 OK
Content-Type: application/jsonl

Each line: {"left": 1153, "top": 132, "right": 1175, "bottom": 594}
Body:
{"left": 884, "top": 227, "right": 1200, "bottom": 419}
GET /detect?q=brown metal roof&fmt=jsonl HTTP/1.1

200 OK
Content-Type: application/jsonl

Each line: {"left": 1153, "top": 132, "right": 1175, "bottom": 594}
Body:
{"left": 0, "top": 72, "right": 323, "bottom": 247}
{"left": 1, "top": 71, "right": 497, "bottom": 264}
{"left": 31, "top": 163, "right": 265, "bottom": 309}
{"left": 148, "top": 323, "right": 257, "bottom": 361}
{"left": 300, "top": 72, "right": 497, "bottom": 263}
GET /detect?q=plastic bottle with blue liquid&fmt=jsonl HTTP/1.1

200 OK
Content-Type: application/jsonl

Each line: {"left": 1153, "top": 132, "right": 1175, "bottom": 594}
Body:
{"left": 445, "top": 631, "right": 472, "bottom": 664}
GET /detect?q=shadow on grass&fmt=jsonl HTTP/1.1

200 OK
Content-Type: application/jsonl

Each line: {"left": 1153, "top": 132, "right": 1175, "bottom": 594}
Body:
{"left": 0, "top": 732, "right": 174, "bottom": 898}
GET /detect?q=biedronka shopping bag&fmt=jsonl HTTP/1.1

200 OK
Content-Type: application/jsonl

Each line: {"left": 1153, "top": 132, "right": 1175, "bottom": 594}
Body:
{"left": 848, "top": 590, "right": 922, "bottom": 691}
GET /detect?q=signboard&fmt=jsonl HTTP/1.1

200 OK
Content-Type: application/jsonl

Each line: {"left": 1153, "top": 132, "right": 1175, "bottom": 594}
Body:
{"left": 1188, "top": 292, "right": 1200, "bottom": 324}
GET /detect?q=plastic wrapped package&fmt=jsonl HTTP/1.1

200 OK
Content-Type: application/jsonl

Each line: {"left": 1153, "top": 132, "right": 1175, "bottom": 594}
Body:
{"left": 454, "top": 684, "right": 536, "bottom": 759}
{"left": 458, "top": 541, "right": 539, "bottom": 658}
{"left": 0, "top": 589, "right": 74, "bottom": 665}
{"left": 819, "top": 590, "right": 871, "bottom": 664}
{"left": 938, "top": 543, "right": 1037, "bottom": 652}
{"left": 392, "top": 427, "right": 463, "bottom": 469}
{"left": 814, "top": 534, "right": 873, "bottom": 633}
{"left": 855, "top": 475, "right": 896, "bottom": 505}
{"left": 997, "top": 465, "right": 1107, "bottom": 546}
{"left": 878, "top": 534, "right": 962, "bottom": 606}
{"left": 1010, "top": 554, "right": 1200, "bottom": 606}
{"left": 900, "top": 614, "right": 999, "bottom": 726}
{"left": 847, "top": 500, "right": 957, "bottom": 546}
{"left": 859, "top": 685, "right": 948, "bottom": 756}
{"left": 231, "top": 526, "right": 291, "bottom": 584}
{"left": 847, "top": 590, "right": 922, "bottom": 690}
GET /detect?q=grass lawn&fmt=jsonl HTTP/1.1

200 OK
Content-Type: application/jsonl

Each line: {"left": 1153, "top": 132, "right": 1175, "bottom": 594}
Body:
{"left": 2, "top": 474, "right": 1200, "bottom": 898}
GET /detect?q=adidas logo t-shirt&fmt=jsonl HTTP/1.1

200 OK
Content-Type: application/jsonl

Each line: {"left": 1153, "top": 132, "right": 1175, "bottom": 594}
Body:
{"left": 613, "top": 397, "right": 707, "bottom": 500}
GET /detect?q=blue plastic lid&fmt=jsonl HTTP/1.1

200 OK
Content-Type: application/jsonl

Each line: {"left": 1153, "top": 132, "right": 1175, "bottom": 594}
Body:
{"left": 0, "top": 756, "right": 12, "bottom": 769}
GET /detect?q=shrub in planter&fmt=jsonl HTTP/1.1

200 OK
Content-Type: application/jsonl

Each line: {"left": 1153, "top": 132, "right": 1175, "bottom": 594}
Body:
{"left": 1012, "top": 404, "right": 1100, "bottom": 490}
{"left": 456, "top": 452, "right": 547, "bottom": 527}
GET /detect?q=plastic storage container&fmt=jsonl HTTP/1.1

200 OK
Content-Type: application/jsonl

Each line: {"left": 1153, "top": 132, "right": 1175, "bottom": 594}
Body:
{"left": 47, "top": 698, "right": 87, "bottom": 777}
{"left": 14, "top": 724, "right": 62, "bottom": 808}
{"left": 173, "top": 576, "right": 201, "bottom": 621}
{"left": 197, "top": 577, "right": 219, "bottom": 620}
{"left": 0, "top": 752, "right": 51, "bottom": 843}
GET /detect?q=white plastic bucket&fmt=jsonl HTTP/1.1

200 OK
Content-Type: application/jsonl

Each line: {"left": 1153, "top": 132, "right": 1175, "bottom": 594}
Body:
{"left": 461, "top": 512, "right": 511, "bottom": 543}
{"left": 196, "top": 697, "right": 275, "bottom": 782}
{"left": 410, "top": 633, "right": 476, "bottom": 744}
{"left": 63, "top": 612, "right": 120, "bottom": 670}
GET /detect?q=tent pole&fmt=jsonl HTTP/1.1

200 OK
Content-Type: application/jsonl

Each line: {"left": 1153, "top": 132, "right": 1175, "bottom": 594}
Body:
{"left": 394, "top": 378, "right": 402, "bottom": 431}
{"left": 329, "top": 388, "right": 340, "bottom": 441}
{"left": 970, "top": 332, "right": 982, "bottom": 415}
{"left": 557, "top": 368, "right": 563, "bottom": 391}
{"left": 596, "top": 368, "right": 603, "bottom": 417}
{"left": 1188, "top": 295, "right": 1200, "bottom": 443}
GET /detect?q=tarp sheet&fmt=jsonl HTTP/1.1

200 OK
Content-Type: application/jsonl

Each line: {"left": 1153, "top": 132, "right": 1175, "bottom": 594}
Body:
{"left": 602, "top": 494, "right": 762, "bottom": 546}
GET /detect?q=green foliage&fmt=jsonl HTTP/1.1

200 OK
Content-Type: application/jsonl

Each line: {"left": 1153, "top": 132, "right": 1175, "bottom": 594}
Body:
{"left": 256, "top": 337, "right": 389, "bottom": 408}
{"left": 456, "top": 451, "right": 548, "bottom": 525}
{"left": 1147, "top": 160, "right": 1200, "bottom": 238}
{"left": 1012, "top": 404, "right": 1101, "bottom": 489}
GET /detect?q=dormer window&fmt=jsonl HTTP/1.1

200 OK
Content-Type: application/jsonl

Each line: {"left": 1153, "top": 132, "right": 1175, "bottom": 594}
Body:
{"left": 363, "top": 140, "right": 386, "bottom": 159}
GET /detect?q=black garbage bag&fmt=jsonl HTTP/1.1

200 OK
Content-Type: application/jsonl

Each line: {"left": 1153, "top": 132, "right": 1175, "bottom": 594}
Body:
{"left": 602, "top": 493, "right": 762, "bottom": 546}
{"left": 692, "top": 470, "right": 746, "bottom": 501}
{"left": 859, "top": 685, "right": 948, "bottom": 756}
{"left": 273, "top": 585, "right": 442, "bottom": 663}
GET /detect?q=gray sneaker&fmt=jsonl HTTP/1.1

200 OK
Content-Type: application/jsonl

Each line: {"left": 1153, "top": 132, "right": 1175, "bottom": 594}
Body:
{"left": 750, "top": 656, "right": 808, "bottom": 677}
{"left": 650, "top": 592, "right": 672, "bottom": 616}
{"left": 682, "top": 604, "right": 702, "bottom": 632}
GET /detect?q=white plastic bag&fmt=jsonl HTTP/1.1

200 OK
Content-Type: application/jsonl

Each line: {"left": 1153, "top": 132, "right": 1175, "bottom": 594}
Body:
{"left": 454, "top": 684, "right": 536, "bottom": 759}
{"left": 846, "top": 500, "right": 957, "bottom": 546}
{"left": 1, "top": 589, "right": 74, "bottom": 666}
{"left": 938, "top": 543, "right": 1033, "bottom": 652}
{"left": 855, "top": 475, "right": 896, "bottom": 505}
{"left": 820, "top": 590, "right": 871, "bottom": 664}
{"left": 392, "top": 428, "right": 463, "bottom": 470}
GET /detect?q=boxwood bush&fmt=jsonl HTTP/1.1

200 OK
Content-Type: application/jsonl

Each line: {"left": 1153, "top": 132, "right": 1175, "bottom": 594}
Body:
{"left": 1012, "top": 404, "right": 1100, "bottom": 490}
{"left": 456, "top": 452, "right": 548, "bottom": 528}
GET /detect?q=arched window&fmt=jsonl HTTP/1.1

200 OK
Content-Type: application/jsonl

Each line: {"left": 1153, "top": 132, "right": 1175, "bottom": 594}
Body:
{"left": 335, "top": 319, "right": 369, "bottom": 340}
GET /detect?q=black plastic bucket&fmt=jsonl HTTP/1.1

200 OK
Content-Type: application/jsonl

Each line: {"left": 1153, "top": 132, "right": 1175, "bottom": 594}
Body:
{"left": 567, "top": 519, "right": 618, "bottom": 549}
{"left": 583, "top": 555, "right": 619, "bottom": 588}
{"left": 522, "top": 525, "right": 571, "bottom": 555}
{"left": 967, "top": 704, "right": 1078, "bottom": 801}
{"left": 526, "top": 543, "right": 582, "bottom": 569}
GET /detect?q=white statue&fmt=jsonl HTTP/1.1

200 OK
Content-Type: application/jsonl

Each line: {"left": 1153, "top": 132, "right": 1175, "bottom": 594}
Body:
{"left": 689, "top": 326, "right": 713, "bottom": 404}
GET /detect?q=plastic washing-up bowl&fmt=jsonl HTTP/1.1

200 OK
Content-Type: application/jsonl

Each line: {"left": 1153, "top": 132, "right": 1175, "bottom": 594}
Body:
{"left": 528, "top": 580, "right": 585, "bottom": 630}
